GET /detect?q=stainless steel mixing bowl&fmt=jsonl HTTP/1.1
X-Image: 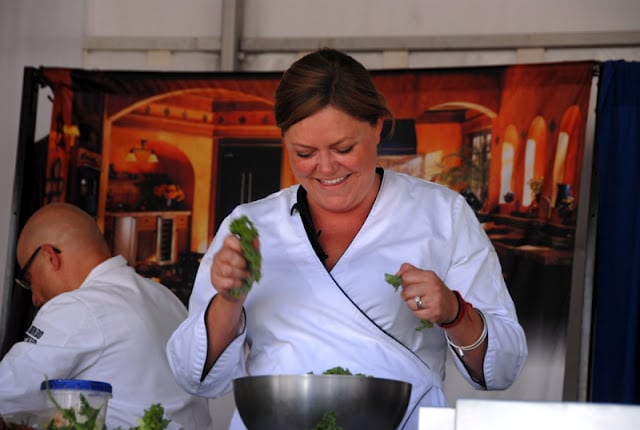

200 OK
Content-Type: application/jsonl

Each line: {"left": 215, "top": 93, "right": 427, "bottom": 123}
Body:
{"left": 233, "top": 374, "right": 412, "bottom": 430}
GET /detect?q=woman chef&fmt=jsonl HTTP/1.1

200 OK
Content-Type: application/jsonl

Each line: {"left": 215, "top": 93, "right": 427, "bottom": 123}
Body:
{"left": 167, "top": 48, "right": 527, "bottom": 429}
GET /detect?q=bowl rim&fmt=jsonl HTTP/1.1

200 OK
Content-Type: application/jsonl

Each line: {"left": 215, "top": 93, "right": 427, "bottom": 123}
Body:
{"left": 233, "top": 373, "right": 412, "bottom": 386}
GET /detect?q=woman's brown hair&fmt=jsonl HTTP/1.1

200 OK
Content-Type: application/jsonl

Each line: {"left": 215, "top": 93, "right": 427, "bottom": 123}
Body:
{"left": 274, "top": 48, "right": 392, "bottom": 133}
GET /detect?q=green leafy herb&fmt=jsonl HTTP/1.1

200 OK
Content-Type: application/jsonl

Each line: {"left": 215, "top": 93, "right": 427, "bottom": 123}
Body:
{"left": 45, "top": 394, "right": 103, "bottom": 430}
{"left": 416, "top": 320, "right": 434, "bottom": 330}
{"left": 384, "top": 273, "right": 402, "bottom": 291}
{"left": 313, "top": 367, "right": 369, "bottom": 377}
{"left": 384, "top": 272, "right": 433, "bottom": 330}
{"left": 322, "top": 366, "right": 352, "bottom": 375}
{"left": 314, "top": 411, "right": 343, "bottom": 430}
{"left": 129, "top": 404, "right": 170, "bottom": 430}
{"left": 229, "top": 215, "right": 262, "bottom": 297}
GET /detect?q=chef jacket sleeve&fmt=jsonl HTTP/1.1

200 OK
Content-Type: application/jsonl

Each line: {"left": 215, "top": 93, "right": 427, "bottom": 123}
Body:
{"left": 166, "top": 296, "right": 248, "bottom": 398}
{"left": 166, "top": 216, "right": 249, "bottom": 398}
{"left": 0, "top": 295, "right": 104, "bottom": 413}
{"left": 444, "top": 196, "right": 528, "bottom": 390}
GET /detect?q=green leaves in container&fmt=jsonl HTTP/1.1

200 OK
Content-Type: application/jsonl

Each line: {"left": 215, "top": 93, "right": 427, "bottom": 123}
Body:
{"left": 229, "top": 215, "right": 262, "bottom": 298}
{"left": 42, "top": 377, "right": 103, "bottom": 430}
{"left": 41, "top": 377, "right": 170, "bottom": 430}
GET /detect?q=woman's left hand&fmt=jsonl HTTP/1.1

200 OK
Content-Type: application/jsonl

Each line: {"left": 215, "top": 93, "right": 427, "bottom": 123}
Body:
{"left": 396, "top": 263, "right": 459, "bottom": 325}
{"left": 396, "top": 263, "right": 487, "bottom": 383}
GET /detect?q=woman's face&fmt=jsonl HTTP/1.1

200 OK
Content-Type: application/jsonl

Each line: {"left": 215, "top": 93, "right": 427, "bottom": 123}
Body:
{"left": 284, "top": 105, "right": 383, "bottom": 214}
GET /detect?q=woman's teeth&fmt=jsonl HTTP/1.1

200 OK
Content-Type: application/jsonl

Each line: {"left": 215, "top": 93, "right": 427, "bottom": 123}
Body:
{"left": 321, "top": 176, "right": 346, "bottom": 185}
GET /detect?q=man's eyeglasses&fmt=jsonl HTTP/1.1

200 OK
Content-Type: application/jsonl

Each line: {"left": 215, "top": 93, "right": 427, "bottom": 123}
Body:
{"left": 15, "top": 245, "right": 61, "bottom": 290}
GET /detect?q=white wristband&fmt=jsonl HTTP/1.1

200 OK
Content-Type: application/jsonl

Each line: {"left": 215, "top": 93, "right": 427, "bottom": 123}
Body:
{"left": 446, "top": 309, "right": 487, "bottom": 358}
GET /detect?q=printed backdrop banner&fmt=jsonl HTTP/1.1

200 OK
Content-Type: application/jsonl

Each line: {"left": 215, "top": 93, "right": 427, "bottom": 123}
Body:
{"left": 7, "top": 61, "right": 595, "bottom": 403}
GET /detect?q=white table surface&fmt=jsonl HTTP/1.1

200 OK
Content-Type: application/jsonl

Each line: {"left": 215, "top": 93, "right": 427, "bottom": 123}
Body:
{"left": 419, "top": 399, "right": 640, "bottom": 430}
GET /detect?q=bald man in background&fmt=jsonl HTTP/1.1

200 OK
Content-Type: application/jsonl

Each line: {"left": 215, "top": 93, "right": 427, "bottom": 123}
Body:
{"left": 0, "top": 203, "right": 211, "bottom": 430}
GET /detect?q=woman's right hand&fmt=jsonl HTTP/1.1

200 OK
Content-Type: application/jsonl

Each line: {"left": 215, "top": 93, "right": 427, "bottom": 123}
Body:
{"left": 204, "top": 233, "right": 253, "bottom": 371}
{"left": 210, "top": 233, "right": 252, "bottom": 302}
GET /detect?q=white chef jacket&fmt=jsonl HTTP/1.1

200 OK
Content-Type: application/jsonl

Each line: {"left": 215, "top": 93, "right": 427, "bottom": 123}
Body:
{"left": 167, "top": 170, "right": 527, "bottom": 430}
{"left": 0, "top": 256, "right": 212, "bottom": 430}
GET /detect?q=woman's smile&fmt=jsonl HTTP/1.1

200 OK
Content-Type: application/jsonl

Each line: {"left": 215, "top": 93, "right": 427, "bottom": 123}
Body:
{"left": 318, "top": 175, "right": 349, "bottom": 186}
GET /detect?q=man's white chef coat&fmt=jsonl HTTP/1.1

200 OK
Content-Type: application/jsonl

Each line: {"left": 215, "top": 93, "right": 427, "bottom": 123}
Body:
{"left": 0, "top": 255, "right": 212, "bottom": 430}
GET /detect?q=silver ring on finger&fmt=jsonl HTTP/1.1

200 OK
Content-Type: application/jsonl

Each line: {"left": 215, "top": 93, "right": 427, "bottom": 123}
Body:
{"left": 414, "top": 295, "right": 424, "bottom": 310}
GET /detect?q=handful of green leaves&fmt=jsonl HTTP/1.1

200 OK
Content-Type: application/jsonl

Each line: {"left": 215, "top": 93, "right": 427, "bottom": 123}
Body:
{"left": 384, "top": 272, "right": 433, "bottom": 331}
{"left": 384, "top": 273, "right": 402, "bottom": 291}
{"left": 229, "top": 215, "right": 262, "bottom": 298}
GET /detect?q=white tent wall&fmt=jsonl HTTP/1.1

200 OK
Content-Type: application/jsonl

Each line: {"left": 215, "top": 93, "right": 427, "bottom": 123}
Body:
{"left": 1, "top": 1, "right": 639, "bottom": 428}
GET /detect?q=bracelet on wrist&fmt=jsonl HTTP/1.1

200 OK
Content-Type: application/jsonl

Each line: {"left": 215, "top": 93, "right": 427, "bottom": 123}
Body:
{"left": 438, "top": 290, "right": 466, "bottom": 328}
{"left": 446, "top": 309, "right": 487, "bottom": 358}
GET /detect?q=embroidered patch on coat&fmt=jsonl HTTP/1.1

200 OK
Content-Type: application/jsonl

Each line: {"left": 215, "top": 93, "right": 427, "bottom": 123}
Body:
{"left": 24, "top": 325, "right": 44, "bottom": 343}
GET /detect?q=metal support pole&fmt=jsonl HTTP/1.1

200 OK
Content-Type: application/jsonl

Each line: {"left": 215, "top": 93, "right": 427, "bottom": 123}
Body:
{"left": 562, "top": 63, "right": 600, "bottom": 401}
{"left": 220, "top": 0, "right": 244, "bottom": 71}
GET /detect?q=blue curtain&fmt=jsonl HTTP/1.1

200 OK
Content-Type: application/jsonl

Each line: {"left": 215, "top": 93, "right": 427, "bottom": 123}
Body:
{"left": 591, "top": 60, "right": 640, "bottom": 403}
